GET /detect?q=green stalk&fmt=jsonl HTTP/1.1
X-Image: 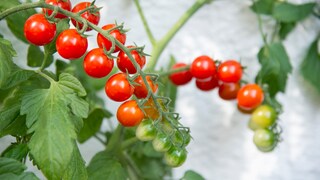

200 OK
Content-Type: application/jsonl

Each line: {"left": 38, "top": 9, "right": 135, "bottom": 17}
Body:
{"left": 146, "top": 0, "right": 210, "bottom": 71}
{"left": 133, "top": 0, "right": 156, "bottom": 46}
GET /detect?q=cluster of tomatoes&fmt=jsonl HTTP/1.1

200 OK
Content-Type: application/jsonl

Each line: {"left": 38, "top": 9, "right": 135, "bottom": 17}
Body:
{"left": 23, "top": 0, "right": 190, "bottom": 167}
{"left": 169, "top": 55, "right": 280, "bottom": 152}
{"left": 23, "top": 0, "right": 151, "bottom": 126}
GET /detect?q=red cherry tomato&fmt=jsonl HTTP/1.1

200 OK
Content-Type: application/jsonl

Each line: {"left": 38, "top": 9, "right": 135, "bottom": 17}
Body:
{"left": 71, "top": 2, "right": 100, "bottom": 31}
{"left": 97, "top": 24, "right": 126, "bottom": 53}
{"left": 218, "top": 82, "right": 240, "bottom": 100}
{"left": 217, "top": 60, "right": 242, "bottom": 83}
{"left": 24, "top": 14, "right": 56, "bottom": 46}
{"left": 56, "top": 29, "right": 88, "bottom": 60}
{"left": 195, "top": 76, "right": 219, "bottom": 91}
{"left": 43, "top": 0, "right": 72, "bottom": 19}
{"left": 237, "top": 84, "right": 264, "bottom": 110}
{"left": 105, "top": 73, "right": 134, "bottom": 102}
{"left": 117, "top": 46, "right": 146, "bottom": 74}
{"left": 83, "top": 48, "right": 114, "bottom": 78}
{"left": 133, "top": 76, "right": 158, "bottom": 99}
{"left": 190, "top": 55, "right": 216, "bottom": 79}
{"left": 117, "top": 100, "right": 144, "bottom": 127}
{"left": 169, "top": 63, "right": 193, "bottom": 86}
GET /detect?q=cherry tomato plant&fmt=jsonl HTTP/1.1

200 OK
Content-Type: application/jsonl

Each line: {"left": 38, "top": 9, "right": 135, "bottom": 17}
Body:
{"left": 0, "top": 0, "right": 319, "bottom": 179}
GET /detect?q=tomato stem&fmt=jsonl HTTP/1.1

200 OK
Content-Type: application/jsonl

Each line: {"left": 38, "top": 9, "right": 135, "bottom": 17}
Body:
{"left": 145, "top": 0, "right": 210, "bottom": 72}
{"left": 158, "top": 65, "right": 190, "bottom": 77}
{"left": 121, "top": 137, "right": 139, "bottom": 150}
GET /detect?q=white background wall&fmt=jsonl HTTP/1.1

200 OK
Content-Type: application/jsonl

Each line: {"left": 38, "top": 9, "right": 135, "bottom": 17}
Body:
{"left": 1, "top": 0, "right": 320, "bottom": 179}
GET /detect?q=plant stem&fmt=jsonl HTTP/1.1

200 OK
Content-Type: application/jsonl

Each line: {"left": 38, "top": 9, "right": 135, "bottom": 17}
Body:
{"left": 133, "top": 0, "right": 156, "bottom": 46}
{"left": 36, "top": 70, "right": 55, "bottom": 84}
{"left": 105, "top": 125, "right": 124, "bottom": 152}
{"left": 158, "top": 65, "right": 190, "bottom": 77}
{"left": 40, "top": 51, "right": 50, "bottom": 71}
{"left": 0, "top": 1, "right": 42, "bottom": 20}
{"left": 93, "top": 134, "right": 105, "bottom": 145}
{"left": 121, "top": 137, "right": 139, "bottom": 150}
{"left": 146, "top": 0, "right": 210, "bottom": 71}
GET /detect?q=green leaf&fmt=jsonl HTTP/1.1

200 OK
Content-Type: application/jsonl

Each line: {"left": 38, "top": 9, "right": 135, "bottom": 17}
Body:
{"left": 62, "top": 143, "right": 87, "bottom": 180}
{"left": 44, "top": 19, "right": 70, "bottom": 55}
{"left": 78, "top": 108, "right": 105, "bottom": 143}
{"left": 2, "top": 0, "right": 36, "bottom": 43}
{"left": 0, "top": 157, "right": 26, "bottom": 175}
{"left": 272, "top": 2, "right": 316, "bottom": 23}
{"left": 0, "top": 37, "right": 16, "bottom": 88}
{"left": 255, "top": 43, "right": 292, "bottom": 97}
{"left": 20, "top": 73, "right": 88, "bottom": 179}
{"left": 2, "top": 65, "right": 35, "bottom": 90}
{"left": 181, "top": 170, "right": 205, "bottom": 180}
{"left": 279, "top": 22, "right": 296, "bottom": 40}
{"left": 300, "top": 39, "right": 320, "bottom": 93}
{"left": 1, "top": 143, "right": 29, "bottom": 162}
{"left": 0, "top": 157, "right": 39, "bottom": 180}
{"left": 27, "top": 45, "right": 53, "bottom": 68}
{"left": 158, "top": 55, "right": 177, "bottom": 109}
{"left": 251, "top": 0, "right": 275, "bottom": 15}
{"left": 0, "top": 115, "right": 27, "bottom": 138}
{"left": 87, "top": 151, "right": 128, "bottom": 180}
{"left": 0, "top": 90, "right": 22, "bottom": 136}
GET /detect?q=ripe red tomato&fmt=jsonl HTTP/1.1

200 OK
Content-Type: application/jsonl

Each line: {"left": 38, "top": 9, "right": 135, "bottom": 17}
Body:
{"left": 71, "top": 2, "right": 100, "bottom": 31}
{"left": 83, "top": 48, "right": 114, "bottom": 78}
{"left": 190, "top": 55, "right": 216, "bottom": 79}
{"left": 169, "top": 63, "right": 193, "bottom": 86}
{"left": 117, "top": 46, "right": 146, "bottom": 74}
{"left": 217, "top": 60, "right": 242, "bottom": 83}
{"left": 218, "top": 82, "right": 240, "bottom": 100}
{"left": 43, "top": 0, "right": 71, "bottom": 19}
{"left": 105, "top": 73, "right": 134, "bottom": 102}
{"left": 117, "top": 100, "right": 144, "bottom": 127}
{"left": 97, "top": 24, "right": 126, "bottom": 53}
{"left": 195, "top": 76, "right": 219, "bottom": 91}
{"left": 133, "top": 76, "right": 158, "bottom": 99}
{"left": 24, "top": 14, "right": 56, "bottom": 46}
{"left": 56, "top": 29, "right": 88, "bottom": 60}
{"left": 237, "top": 84, "right": 264, "bottom": 110}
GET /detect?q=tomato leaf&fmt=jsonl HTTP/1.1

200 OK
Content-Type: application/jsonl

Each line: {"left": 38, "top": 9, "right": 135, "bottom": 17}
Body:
{"left": 27, "top": 45, "right": 53, "bottom": 68}
{"left": 272, "top": 2, "right": 316, "bottom": 23}
{"left": 1, "top": 143, "right": 29, "bottom": 162}
{"left": 87, "top": 151, "right": 128, "bottom": 180}
{"left": 279, "top": 22, "right": 296, "bottom": 40}
{"left": 62, "top": 142, "right": 87, "bottom": 180}
{"left": 300, "top": 38, "right": 320, "bottom": 94}
{"left": 0, "top": 0, "right": 36, "bottom": 43}
{"left": 78, "top": 108, "right": 106, "bottom": 143}
{"left": 250, "top": 0, "right": 275, "bottom": 15}
{"left": 0, "top": 90, "right": 22, "bottom": 137}
{"left": 20, "top": 73, "right": 88, "bottom": 179}
{"left": 0, "top": 157, "right": 26, "bottom": 175}
{"left": 255, "top": 43, "right": 292, "bottom": 97}
{"left": 181, "top": 170, "right": 205, "bottom": 180}
{"left": 0, "top": 37, "right": 16, "bottom": 88}
{"left": 44, "top": 19, "right": 70, "bottom": 55}
{"left": 0, "top": 157, "right": 39, "bottom": 180}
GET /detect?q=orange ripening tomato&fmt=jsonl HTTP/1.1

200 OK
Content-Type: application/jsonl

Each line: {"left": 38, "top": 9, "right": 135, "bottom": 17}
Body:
{"left": 237, "top": 84, "right": 264, "bottom": 111}
{"left": 117, "top": 100, "right": 144, "bottom": 127}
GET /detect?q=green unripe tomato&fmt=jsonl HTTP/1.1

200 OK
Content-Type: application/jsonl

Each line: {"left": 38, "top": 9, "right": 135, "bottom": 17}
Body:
{"left": 152, "top": 132, "right": 172, "bottom": 152}
{"left": 173, "top": 130, "right": 191, "bottom": 147}
{"left": 251, "top": 105, "right": 277, "bottom": 128}
{"left": 248, "top": 118, "right": 260, "bottom": 131}
{"left": 253, "top": 128, "right": 276, "bottom": 151}
{"left": 136, "top": 119, "right": 156, "bottom": 141}
{"left": 164, "top": 147, "right": 187, "bottom": 167}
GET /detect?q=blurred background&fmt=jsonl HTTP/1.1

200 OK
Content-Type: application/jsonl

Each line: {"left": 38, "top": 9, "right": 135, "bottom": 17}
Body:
{"left": 1, "top": 0, "right": 320, "bottom": 179}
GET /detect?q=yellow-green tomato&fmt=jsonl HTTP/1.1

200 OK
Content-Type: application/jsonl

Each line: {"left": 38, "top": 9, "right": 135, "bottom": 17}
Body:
{"left": 248, "top": 118, "right": 260, "bottom": 131}
{"left": 135, "top": 119, "right": 156, "bottom": 141}
{"left": 164, "top": 147, "right": 187, "bottom": 167}
{"left": 152, "top": 132, "right": 172, "bottom": 152}
{"left": 253, "top": 129, "right": 276, "bottom": 152}
{"left": 251, "top": 105, "right": 277, "bottom": 128}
